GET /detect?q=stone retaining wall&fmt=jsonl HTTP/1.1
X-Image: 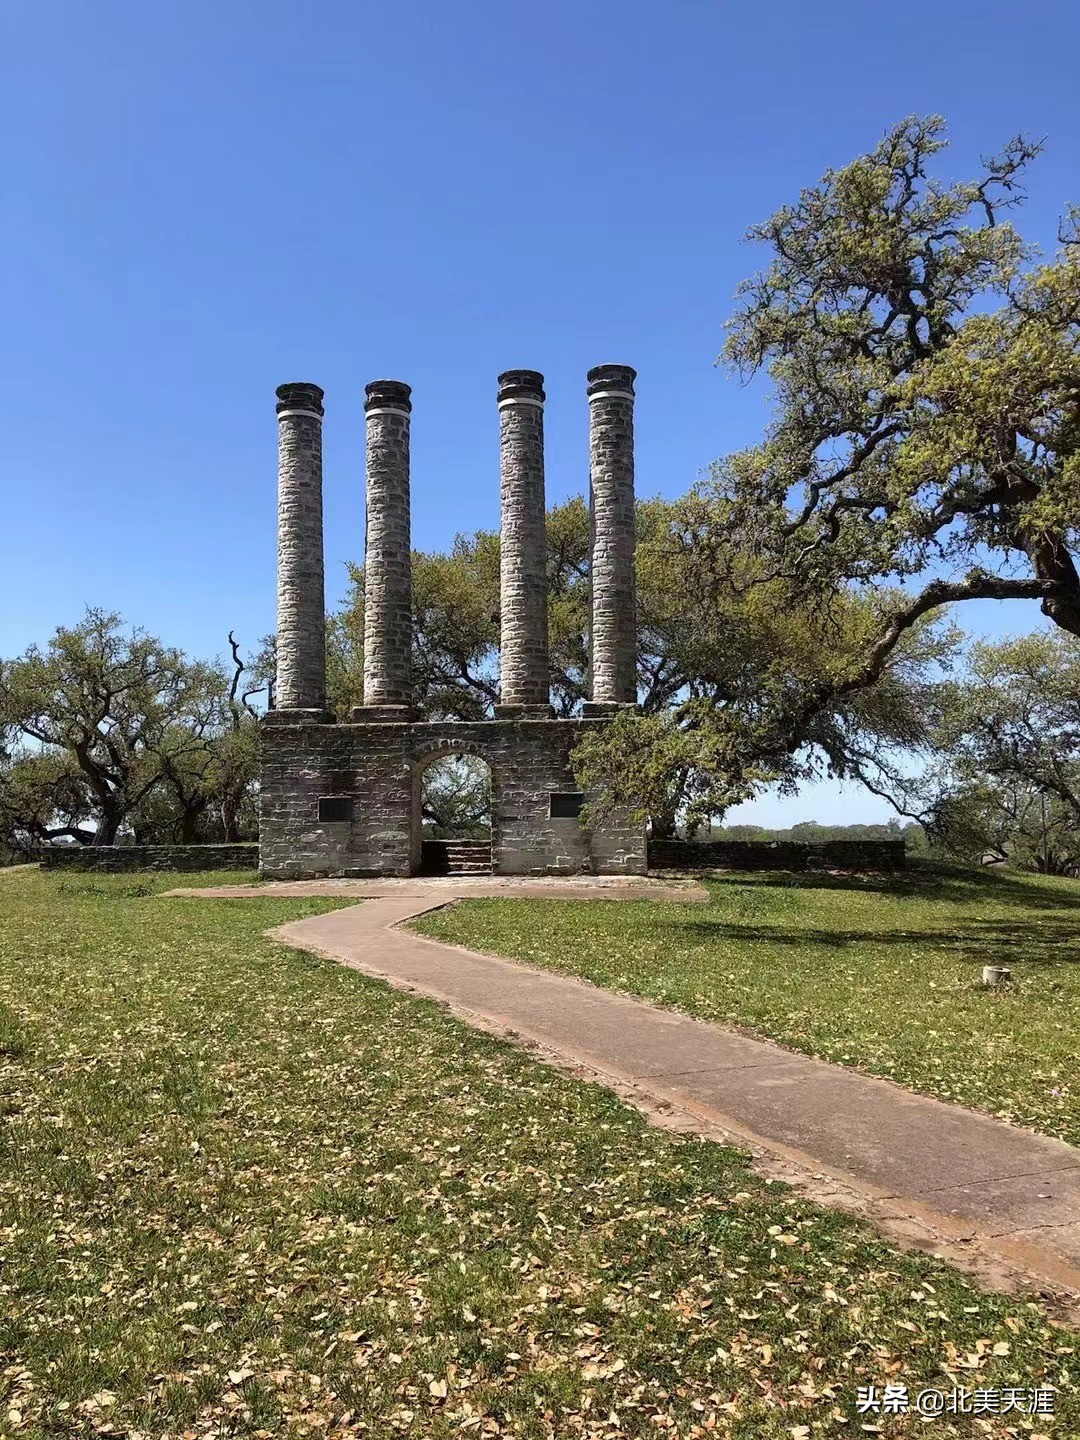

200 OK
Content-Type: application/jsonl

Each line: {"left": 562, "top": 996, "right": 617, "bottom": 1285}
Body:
{"left": 648, "top": 839, "right": 906, "bottom": 872}
{"left": 40, "top": 844, "right": 258, "bottom": 873}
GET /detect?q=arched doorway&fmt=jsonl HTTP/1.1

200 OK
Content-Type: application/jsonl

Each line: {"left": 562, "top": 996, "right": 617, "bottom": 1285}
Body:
{"left": 412, "top": 751, "right": 493, "bottom": 875}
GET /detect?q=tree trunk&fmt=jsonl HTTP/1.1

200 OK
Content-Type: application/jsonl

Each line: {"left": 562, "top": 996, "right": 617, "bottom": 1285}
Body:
{"left": 93, "top": 810, "right": 121, "bottom": 845}
{"left": 179, "top": 801, "right": 206, "bottom": 844}
{"left": 220, "top": 793, "right": 240, "bottom": 843}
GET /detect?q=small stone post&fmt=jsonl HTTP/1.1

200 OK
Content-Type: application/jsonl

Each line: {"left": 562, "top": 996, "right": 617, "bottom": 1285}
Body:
{"left": 358, "top": 379, "right": 415, "bottom": 718}
{"left": 585, "top": 364, "right": 637, "bottom": 713}
{"left": 495, "top": 369, "right": 553, "bottom": 717}
{"left": 269, "top": 381, "right": 331, "bottom": 721}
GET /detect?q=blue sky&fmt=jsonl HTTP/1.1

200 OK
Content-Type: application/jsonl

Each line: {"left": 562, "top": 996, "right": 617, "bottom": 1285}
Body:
{"left": 5, "top": 0, "right": 1078, "bottom": 824}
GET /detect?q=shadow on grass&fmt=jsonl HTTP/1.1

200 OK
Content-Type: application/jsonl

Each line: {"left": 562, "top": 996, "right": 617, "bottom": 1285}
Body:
{"left": 703, "top": 860, "right": 1080, "bottom": 913}
{"left": 663, "top": 915, "right": 1080, "bottom": 967}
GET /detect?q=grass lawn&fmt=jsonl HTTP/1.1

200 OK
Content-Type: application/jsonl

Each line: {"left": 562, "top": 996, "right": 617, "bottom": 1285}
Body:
{"left": 413, "top": 864, "right": 1080, "bottom": 1147}
{"left": 0, "top": 869, "right": 1075, "bottom": 1438}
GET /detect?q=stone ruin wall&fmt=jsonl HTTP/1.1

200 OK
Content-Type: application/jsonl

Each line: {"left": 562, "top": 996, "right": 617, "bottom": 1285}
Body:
{"left": 260, "top": 720, "right": 643, "bottom": 880}
{"left": 260, "top": 366, "right": 646, "bottom": 879}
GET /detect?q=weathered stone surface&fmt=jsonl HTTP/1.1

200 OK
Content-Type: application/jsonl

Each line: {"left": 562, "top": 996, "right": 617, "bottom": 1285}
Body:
{"left": 260, "top": 717, "right": 646, "bottom": 879}
{"left": 362, "top": 380, "right": 413, "bottom": 710}
{"left": 41, "top": 844, "right": 258, "bottom": 872}
{"left": 587, "top": 364, "right": 637, "bottom": 707}
{"left": 648, "top": 838, "right": 908, "bottom": 871}
{"left": 497, "top": 370, "right": 551, "bottom": 715}
{"left": 260, "top": 368, "right": 648, "bottom": 879}
{"left": 275, "top": 382, "right": 327, "bottom": 712}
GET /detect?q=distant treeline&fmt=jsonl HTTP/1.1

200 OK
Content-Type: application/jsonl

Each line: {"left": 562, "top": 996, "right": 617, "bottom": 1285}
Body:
{"left": 708, "top": 821, "right": 928, "bottom": 851}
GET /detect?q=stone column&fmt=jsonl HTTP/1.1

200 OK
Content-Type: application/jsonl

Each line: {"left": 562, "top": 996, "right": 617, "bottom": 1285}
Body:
{"left": 358, "top": 379, "right": 415, "bottom": 719}
{"left": 585, "top": 364, "right": 637, "bottom": 713}
{"left": 495, "top": 369, "right": 553, "bottom": 717}
{"left": 269, "top": 381, "right": 332, "bottom": 722}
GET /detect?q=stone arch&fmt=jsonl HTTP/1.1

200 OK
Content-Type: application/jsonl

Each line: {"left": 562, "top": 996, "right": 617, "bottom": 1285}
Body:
{"left": 409, "top": 740, "right": 497, "bottom": 873}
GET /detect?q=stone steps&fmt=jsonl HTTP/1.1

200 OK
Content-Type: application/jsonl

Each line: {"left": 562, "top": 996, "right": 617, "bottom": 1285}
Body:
{"left": 420, "top": 838, "right": 493, "bottom": 876}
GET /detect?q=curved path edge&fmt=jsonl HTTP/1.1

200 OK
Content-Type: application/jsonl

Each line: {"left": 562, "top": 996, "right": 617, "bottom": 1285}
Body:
{"left": 169, "top": 877, "right": 1080, "bottom": 1313}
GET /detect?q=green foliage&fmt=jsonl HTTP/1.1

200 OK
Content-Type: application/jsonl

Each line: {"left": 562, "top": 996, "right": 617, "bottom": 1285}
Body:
{"left": 0, "top": 747, "right": 92, "bottom": 855}
{"left": 328, "top": 508, "right": 583, "bottom": 721}
{"left": 581, "top": 116, "right": 1080, "bottom": 825}
{"left": 573, "top": 566, "right": 957, "bottom": 831}
{"left": 702, "top": 116, "right": 1080, "bottom": 636}
{"left": 714, "top": 819, "right": 927, "bottom": 850}
{"left": 919, "top": 630, "right": 1080, "bottom": 873}
{"left": 0, "top": 611, "right": 262, "bottom": 848}
{"left": 326, "top": 533, "right": 503, "bottom": 720}
{"left": 1, "top": 869, "right": 1075, "bottom": 1434}
{"left": 419, "top": 754, "right": 492, "bottom": 837}
{"left": 328, "top": 499, "right": 953, "bottom": 832}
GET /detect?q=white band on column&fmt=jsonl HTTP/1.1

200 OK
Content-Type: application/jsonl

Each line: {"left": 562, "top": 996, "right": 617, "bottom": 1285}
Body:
{"left": 498, "top": 396, "right": 544, "bottom": 409}
{"left": 588, "top": 390, "right": 635, "bottom": 403}
{"left": 277, "top": 408, "right": 324, "bottom": 422}
{"left": 364, "top": 407, "right": 412, "bottom": 419}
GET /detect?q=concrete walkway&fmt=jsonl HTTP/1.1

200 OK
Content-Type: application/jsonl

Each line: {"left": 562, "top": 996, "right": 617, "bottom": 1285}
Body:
{"left": 170, "top": 877, "right": 1080, "bottom": 1301}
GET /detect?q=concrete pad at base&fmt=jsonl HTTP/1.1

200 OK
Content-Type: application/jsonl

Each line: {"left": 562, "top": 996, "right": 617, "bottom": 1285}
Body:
{"left": 166, "top": 876, "right": 709, "bottom": 903}
{"left": 171, "top": 882, "right": 1080, "bottom": 1298}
